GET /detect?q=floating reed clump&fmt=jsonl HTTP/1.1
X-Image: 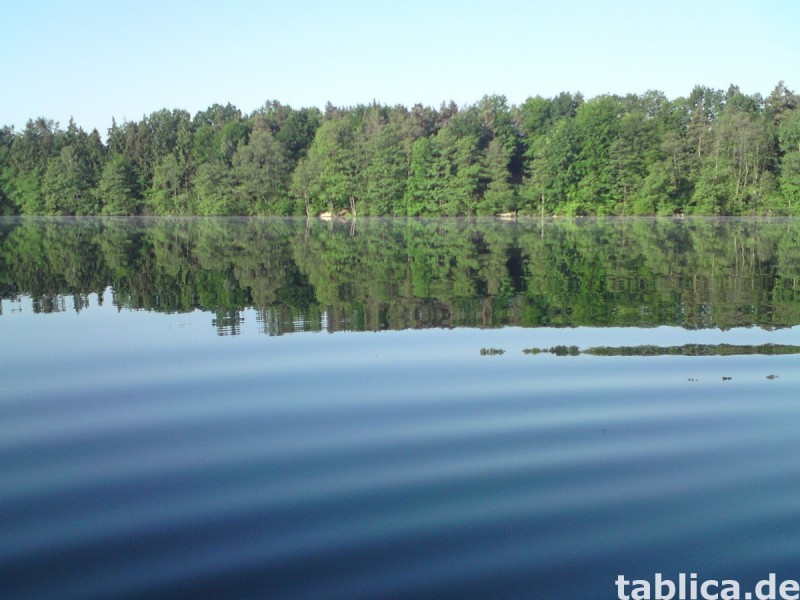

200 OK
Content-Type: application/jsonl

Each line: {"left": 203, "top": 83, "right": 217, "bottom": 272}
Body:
{"left": 522, "top": 345, "right": 580, "bottom": 356}
{"left": 521, "top": 344, "right": 800, "bottom": 357}
{"left": 480, "top": 348, "right": 506, "bottom": 356}
{"left": 583, "top": 344, "right": 800, "bottom": 356}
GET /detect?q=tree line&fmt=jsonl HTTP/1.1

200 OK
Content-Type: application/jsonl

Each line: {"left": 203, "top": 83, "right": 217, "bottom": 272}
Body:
{"left": 1, "top": 82, "right": 800, "bottom": 217}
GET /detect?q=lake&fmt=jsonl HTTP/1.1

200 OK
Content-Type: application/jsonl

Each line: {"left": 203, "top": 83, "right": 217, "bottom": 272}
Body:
{"left": 1, "top": 217, "right": 799, "bottom": 599}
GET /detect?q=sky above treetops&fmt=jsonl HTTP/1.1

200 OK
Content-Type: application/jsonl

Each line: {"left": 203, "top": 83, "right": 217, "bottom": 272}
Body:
{"left": 2, "top": 0, "right": 798, "bottom": 137}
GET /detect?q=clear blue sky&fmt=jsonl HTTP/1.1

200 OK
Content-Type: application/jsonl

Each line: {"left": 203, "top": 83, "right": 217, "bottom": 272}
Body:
{"left": 2, "top": 0, "right": 797, "bottom": 136}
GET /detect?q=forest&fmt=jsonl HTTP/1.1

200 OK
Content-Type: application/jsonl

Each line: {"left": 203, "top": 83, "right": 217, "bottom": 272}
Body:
{"left": 1, "top": 82, "right": 800, "bottom": 217}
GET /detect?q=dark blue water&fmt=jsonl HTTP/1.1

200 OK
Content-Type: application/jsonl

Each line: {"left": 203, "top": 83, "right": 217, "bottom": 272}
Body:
{"left": 2, "top": 296, "right": 799, "bottom": 599}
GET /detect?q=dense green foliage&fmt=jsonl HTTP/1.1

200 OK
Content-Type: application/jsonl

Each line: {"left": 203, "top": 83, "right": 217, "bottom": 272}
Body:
{"left": 1, "top": 217, "right": 798, "bottom": 334}
{"left": 2, "top": 83, "right": 799, "bottom": 216}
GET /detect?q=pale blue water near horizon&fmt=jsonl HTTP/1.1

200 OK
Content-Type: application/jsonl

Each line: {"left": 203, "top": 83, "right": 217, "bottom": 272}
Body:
{"left": 2, "top": 217, "right": 800, "bottom": 599}
{"left": 2, "top": 290, "right": 800, "bottom": 599}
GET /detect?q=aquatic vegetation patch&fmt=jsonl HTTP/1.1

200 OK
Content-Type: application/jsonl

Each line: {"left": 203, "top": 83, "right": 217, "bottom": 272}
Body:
{"left": 480, "top": 347, "right": 506, "bottom": 356}
{"left": 522, "top": 344, "right": 800, "bottom": 357}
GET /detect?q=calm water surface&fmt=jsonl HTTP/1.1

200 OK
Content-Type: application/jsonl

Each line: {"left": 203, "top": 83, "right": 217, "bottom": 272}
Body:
{"left": 1, "top": 217, "right": 799, "bottom": 599}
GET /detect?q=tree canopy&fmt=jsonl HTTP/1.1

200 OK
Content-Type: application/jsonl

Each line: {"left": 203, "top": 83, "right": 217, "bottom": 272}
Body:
{"left": 2, "top": 84, "right": 799, "bottom": 216}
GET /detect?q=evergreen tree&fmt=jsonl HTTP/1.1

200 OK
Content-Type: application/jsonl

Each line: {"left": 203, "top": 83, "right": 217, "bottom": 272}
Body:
{"left": 98, "top": 155, "right": 142, "bottom": 215}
